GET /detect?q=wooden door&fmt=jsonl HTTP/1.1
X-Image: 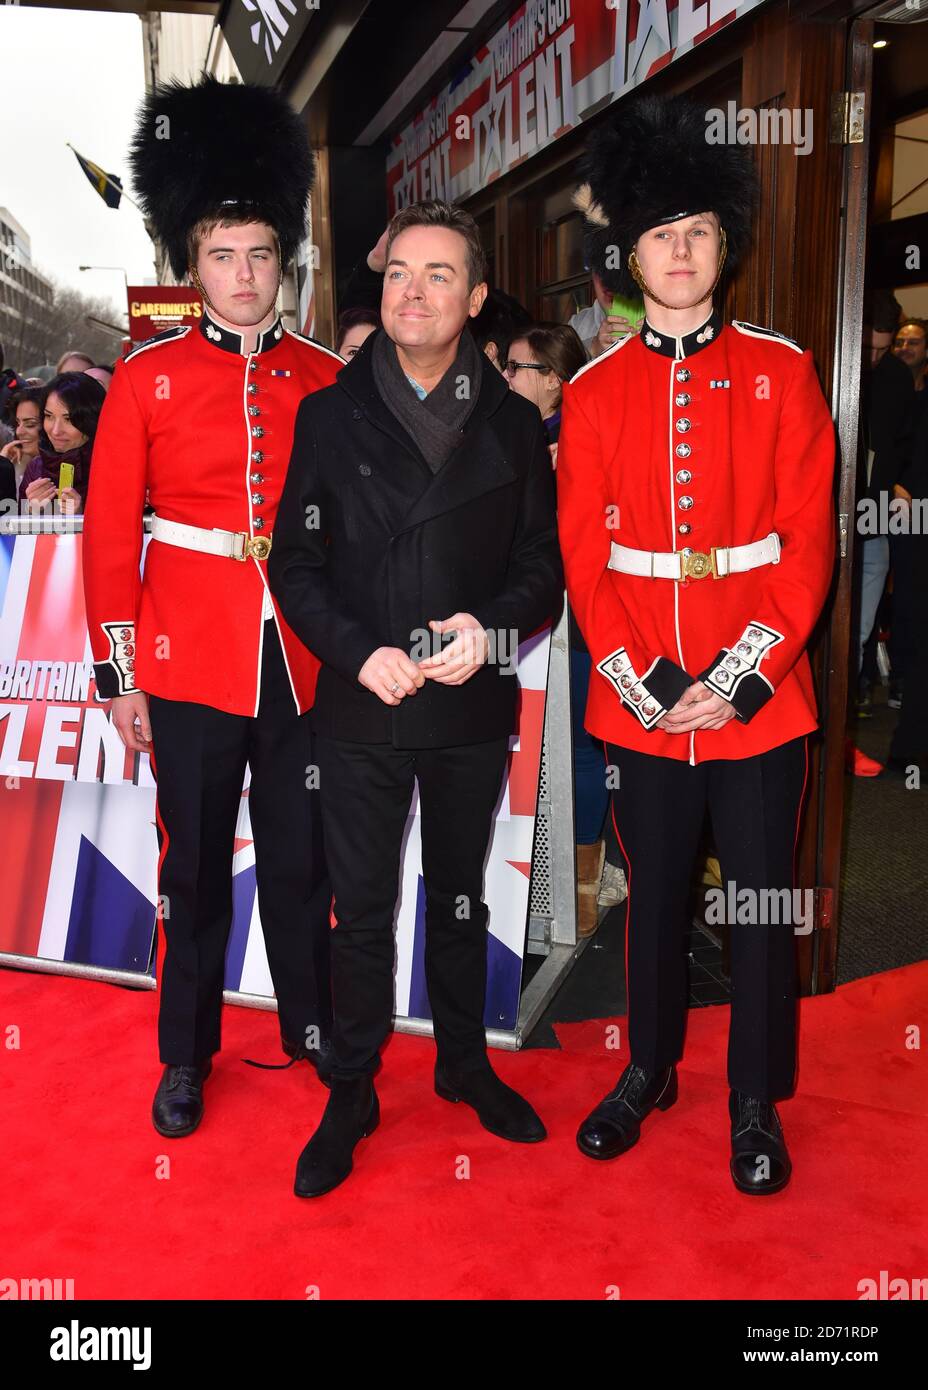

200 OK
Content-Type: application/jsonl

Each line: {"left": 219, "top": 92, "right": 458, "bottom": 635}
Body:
{"left": 736, "top": 7, "right": 859, "bottom": 994}
{"left": 467, "top": 2, "right": 864, "bottom": 994}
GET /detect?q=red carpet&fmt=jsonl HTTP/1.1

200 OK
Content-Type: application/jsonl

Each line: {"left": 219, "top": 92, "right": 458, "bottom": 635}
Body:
{"left": 2, "top": 964, "right": 926, "bottom": 1300}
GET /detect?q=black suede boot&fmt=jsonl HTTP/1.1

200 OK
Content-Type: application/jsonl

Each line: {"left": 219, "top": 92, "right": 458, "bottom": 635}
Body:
{"left": 576, "top": 1062, "right": 677, "bottom": 1159}
{"left": 152, "top": 1059, "right": 213, "bottom": 1138}
{"left": 435, "top": 1060, "right": 546, "bottom": 1142}
{"left": 729, "top": 1091, "right": 792, "bottom": 1194}
{"left": 294, "top": 1077, "right": 379, "bottom": 1198}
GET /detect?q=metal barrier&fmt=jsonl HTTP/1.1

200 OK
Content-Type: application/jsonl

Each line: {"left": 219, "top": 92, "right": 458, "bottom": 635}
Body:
{"left": 0, "top": 510, "right": 580, "bottom": 1047}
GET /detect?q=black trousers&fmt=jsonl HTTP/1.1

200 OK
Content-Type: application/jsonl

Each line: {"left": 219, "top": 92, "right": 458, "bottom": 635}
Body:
{"left": 148, "top": 621, "right": 332, "bottom": 1064}
{"left": 890, "top": 543, "right": 928, "bottom": 761}
{"left": 889, "top": 533, "right": 917, "bottom": 680}
{"left": 315, "top": 734, "right": 510, "bottom": 1078}
{"left": 606, "top": 737, "right": 808, "bottom": 1102}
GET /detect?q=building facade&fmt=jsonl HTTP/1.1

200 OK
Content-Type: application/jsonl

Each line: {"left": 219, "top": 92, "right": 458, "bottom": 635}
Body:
{"left": 0, "top": 208, "right": 56, "bottom": 372}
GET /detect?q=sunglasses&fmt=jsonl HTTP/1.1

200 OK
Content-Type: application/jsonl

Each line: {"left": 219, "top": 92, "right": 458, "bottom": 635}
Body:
{"left": 503, "top": 361, "right": 550, "bottom": 378}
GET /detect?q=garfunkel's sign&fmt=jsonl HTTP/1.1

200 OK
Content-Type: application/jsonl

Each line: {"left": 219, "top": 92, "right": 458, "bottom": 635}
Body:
{"left": 126, "top": 286, "right": 203, "bottom": 342}
{"left": 387, "top": 0, "right": 767, "bottom": 214}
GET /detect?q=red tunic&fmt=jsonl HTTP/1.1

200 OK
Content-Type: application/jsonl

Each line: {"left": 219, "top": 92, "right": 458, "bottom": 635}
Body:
{"left": 83, "top": 313, "right": 343, "bottom": 716}
{"left": 556, "top": 313, "right": 836, "bottom": 763}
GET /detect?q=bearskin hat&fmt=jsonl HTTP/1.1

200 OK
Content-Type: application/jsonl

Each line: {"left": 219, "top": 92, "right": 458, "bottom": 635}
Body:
{"left": 129, "top": 75, "right": 314, "bottom": 280}
{"left": 574, "top": 94, "right": 757, "bottom": 298}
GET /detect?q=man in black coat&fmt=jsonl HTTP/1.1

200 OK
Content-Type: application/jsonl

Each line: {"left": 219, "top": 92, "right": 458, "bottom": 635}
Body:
{"left": 885, "top": 406, "right": 928, "bottom": 777}
{"left": 270, "top": 200, "right": 563, "bottom": 1197}
{"left": 856, "top": 296, "right": 914, "bottom": 708}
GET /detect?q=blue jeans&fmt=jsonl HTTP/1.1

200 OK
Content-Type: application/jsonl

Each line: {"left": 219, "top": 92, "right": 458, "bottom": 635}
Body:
{"left": 570, "top": 647, "right": 609, "bottom": 845}
{"left": 857, "top": 536, "right": 889, "bottom": 673}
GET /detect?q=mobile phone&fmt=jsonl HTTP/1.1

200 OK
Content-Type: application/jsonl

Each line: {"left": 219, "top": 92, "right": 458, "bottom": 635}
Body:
{"left": 58, "top": 462, "right": 75, "bottom": 492}
{"left": 610, "top": 295, "right": 645, "bottom": 324}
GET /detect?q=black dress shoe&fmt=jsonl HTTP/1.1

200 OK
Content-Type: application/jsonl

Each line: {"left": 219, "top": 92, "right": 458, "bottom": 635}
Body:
{"left": 729, "top": 1091, "right": 792, "bottom": 1195}
{"left": 152, "top": 1060, "right": 212, "bottom": 1138}
{"left": 294, "top": 1077, "right": 379, "bottom": 1198}
{"left": 576, "top": 1062, "right": 677, "bottom": 1160}
{"left": 434, "top": 1061, "right": 546, "bottom": 1143}
{"left": 282, "top": 1034, "right": 334, "bottom": 1087}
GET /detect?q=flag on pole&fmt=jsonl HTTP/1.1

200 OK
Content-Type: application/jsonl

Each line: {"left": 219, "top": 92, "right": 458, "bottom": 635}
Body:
{"left": 70, "top": 147, "right": 123, "bottom": 209}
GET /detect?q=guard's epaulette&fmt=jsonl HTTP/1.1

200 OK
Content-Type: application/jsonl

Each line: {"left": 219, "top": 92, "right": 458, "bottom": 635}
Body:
{"left": 124, "top": 325, "right": 192, "bottom": 361}
{"left": 568, "top": 331, "right": 635, "bottom": 385}
{"left": 731, "top": 320, "right": 803, "bottom": 354}
{"left": 285, "top": 328, "right": 345, "bottom": 366}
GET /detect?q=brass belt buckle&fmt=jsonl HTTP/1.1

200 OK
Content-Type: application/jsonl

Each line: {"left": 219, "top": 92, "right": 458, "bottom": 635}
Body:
{"left": 680, "top": 548, "right": 718, "bottom": 581}
{"left": 232, "top": 532, "right": 272, "bottom": 561}
{"left": 246, "top": 535, "right": 272, "bottom": 561}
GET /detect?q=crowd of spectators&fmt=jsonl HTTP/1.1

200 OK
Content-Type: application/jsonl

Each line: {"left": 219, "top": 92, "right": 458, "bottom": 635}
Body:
{"left": 0, "top": 341, "right": 111, "bottom": 512}
{"left": 855, "top": 293, "right": 928, "bottom": 775}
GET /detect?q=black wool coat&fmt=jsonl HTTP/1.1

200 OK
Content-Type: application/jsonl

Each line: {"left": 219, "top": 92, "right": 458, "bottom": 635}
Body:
{"left": 862, "top": 350, "right": 915, "bottom": 501}
{"left": 269, "top": 332, "right": 564, "bottom": 748}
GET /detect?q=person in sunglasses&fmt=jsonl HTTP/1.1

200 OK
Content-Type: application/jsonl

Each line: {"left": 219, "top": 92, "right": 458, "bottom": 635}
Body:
{"left": 503, "top": 325, "right": 586, "bottom": 471}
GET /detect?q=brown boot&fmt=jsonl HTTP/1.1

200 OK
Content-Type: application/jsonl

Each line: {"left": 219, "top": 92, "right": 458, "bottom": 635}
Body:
{"left": 576, "top": 840, "right": 605, "bottom": 938}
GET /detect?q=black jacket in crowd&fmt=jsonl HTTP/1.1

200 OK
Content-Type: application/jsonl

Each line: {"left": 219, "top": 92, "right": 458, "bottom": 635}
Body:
{"left": 269, "top": 332, "right": 563, "bottom": 748}
{"left": 0, "top": 367, "right": 23, "bottom": 422}
{"left": 899, "top": 402, "right": 928, "bottom": 522}
{"left": 862, "top": 350, "right": 916, "bottom": 501}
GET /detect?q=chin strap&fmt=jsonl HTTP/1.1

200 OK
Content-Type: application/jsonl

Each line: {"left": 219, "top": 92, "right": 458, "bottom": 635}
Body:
{"left": 188, "top": 264, "right": 214, "bottom": 313}
{"left": 627, "top": 227, "right": 728, "bottom": 311}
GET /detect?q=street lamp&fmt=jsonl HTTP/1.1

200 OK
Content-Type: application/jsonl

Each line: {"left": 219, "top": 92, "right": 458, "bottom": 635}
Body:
{"left": 79, "top": 265, "right": 129, "bottom": 297}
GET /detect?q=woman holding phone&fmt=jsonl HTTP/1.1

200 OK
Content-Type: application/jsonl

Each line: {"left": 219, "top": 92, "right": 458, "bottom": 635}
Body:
{"left": 19, "top": 372, "right": 106, "bottom": 513}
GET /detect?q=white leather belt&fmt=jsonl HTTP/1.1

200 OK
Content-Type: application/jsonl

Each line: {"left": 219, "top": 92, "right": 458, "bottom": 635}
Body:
{"left": 607, "top": 532, "right": 781, "bottom": 583}
{"left": 150, "top": 513, "right": 272, "bottom": 562}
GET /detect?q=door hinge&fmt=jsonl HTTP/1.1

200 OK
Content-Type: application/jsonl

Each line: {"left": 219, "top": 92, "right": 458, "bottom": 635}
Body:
{"left": 839, "top": 512, "right": 849, "bottom": 558}
{"left": 811, "top": 886, "right": 834, "bottom": 934}
{"left": 830, "top": 92, "right": 865, "bottom": 145}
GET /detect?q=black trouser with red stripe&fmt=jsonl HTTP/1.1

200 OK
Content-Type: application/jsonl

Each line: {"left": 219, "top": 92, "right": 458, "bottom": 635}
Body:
{"left": 148, "top": 620, "right": 332, "bottom": 1065}
{"left": 606, "top": 736, "right": 808, "bottom": 1102}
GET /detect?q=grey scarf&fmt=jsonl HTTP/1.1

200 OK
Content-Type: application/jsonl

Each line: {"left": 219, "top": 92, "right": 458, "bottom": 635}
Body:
{"left": 371, "top": 327, "right": 483, "bottom": 473}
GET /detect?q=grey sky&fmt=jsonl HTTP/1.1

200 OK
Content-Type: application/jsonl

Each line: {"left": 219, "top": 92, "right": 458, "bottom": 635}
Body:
{"left": 1, "top": 5, "right": 156, "bottom": 315}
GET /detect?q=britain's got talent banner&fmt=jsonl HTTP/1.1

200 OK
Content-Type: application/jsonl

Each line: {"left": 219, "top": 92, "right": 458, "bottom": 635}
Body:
{"left": 386, "top": 0, "right": 766, "bottom": 213}
{"left": 0, "top": 532, "right": 548, "bottom": 1030}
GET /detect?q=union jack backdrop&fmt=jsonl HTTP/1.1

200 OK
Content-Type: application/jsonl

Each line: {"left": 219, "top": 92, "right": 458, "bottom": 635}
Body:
{"left": 0, "top": 533, "right": 549, "bottom": 1029}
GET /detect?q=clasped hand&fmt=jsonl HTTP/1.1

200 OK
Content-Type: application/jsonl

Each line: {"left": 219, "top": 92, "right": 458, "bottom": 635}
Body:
{"left": 656, "top": 681, "right": 737, "bottom": 733}
{"left": 358, "top": 614, "right": 490, "bottom": 706}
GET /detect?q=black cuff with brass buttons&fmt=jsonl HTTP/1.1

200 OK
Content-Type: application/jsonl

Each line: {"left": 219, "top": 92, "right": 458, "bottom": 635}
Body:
{"left": 643, "top": 657, "right": 694, "bottom": 715}
{"left": 93, "top": 661, "right": 125, "bottom": 701}
{"left": 597, "top": 650, "right": 693, "bottom": 729}
{"left": 699, "top": 654, "right": 773, "bottom": 724}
